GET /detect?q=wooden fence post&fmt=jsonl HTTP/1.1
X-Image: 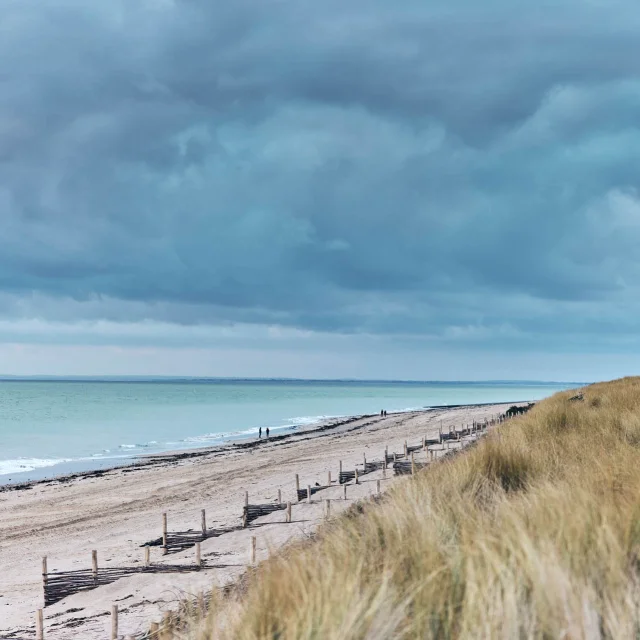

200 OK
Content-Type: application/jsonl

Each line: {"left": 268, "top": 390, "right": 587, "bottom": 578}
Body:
{"left": 393, "top": 452, "right": 397, "bottom": 463}
{"left": 325, "top": 499, "right": 330, "bottom": 519}
{"left": 144, "top": 546, "right": 151, "bottom": 567}
{"left": 307, "top": 485, "right": 312, "bottom": 504}
{"left": 162, "top": 513, "right": 168, "bottom": 555}
{"left": 92, "top": 550, "right": 98, "bottom": 584}
{"left": 286, "top": 501, "right": 292, "bottom": 523}
{"left": 195, "top": 542, "right": 201, "bottom": 567}
{"left": 404, "top": 441, "right": 408, "bottom": 457}
{"left": 343, "top": 484, "right": 347, "bottom": 500}
{"left": 327, "top": 470, "right": 331, "bottom": 486}
{"left": 36, "top": 609, "right": 44, "bottom": 640}
{"left": 295, "top": 474, "right": 300, "bottom": 492}
{"left": 41, "top": 556, "right": 48, "bottom": 604}
{"left": 111, "top": 604, "right": 118, "bottom": 640}
{"left": 377, "top": 480, "right": 381, "bottom": 495}
{"left": 250, "top": 536, "right": 256, "bottom": 565}
{"left": 244, "top": 491, "right": 249, "bottom": 507}
{"left": 354, "top": 468, "right": 359, "bottom": 484}
{"left": 201, "top": 509, "right": 207, "bottom": 538}
{"left": 411, "top": 452, "right": 415, "bottom": 475}
{"left": 363, "top": 453, "right": 366, "bottom": 467}
{"left": 339, "top": 461, "right": 342, "bottom": 476}
{"left": 385, "top": 446, "right": 388, "bottom": 461}
{"left": 278, "top": 488, "right": 282, "bottom": 504}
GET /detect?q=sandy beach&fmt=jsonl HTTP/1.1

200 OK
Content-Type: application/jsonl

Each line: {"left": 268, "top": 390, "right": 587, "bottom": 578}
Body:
{"left": 0, "top": 402, "right": 519, "bottom": 639}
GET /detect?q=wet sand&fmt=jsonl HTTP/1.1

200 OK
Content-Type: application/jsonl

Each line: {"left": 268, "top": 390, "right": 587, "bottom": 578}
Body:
{"left": 0, "top": 402, "right": 519, "bottom": 639}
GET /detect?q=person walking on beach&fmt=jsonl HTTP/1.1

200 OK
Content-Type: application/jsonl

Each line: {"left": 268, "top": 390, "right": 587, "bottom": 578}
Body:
{"left": 259, "top": 427, "right": 262, "bottom": 439}
{"left": 266, "top": 427, "right": 270, "bottom": 438}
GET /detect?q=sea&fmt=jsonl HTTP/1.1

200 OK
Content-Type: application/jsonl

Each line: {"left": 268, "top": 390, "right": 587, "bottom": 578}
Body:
{"left": 0, "top": 378, "right": 579, "bottom": 485}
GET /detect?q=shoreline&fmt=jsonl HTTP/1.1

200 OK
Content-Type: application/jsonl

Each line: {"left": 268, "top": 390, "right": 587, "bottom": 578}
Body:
{"left": 0, "top": 400, "right": 532, "bottom": 493}
{"left": 0, "top": 400, "right": 525, "bottom": 638}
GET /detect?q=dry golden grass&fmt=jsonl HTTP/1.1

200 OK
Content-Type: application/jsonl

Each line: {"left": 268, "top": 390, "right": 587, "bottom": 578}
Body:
{"left": 171, "top": 377, "right": 640, "bottom": 639}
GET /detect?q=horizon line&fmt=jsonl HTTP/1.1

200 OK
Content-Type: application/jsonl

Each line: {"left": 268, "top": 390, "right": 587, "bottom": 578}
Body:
{"left": 0, "top": 375, "right": 587, "bottom": 385}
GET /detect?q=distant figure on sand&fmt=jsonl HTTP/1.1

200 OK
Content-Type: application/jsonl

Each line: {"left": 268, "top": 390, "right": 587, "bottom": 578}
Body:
{"left": 259, "top": 427, "right": 262, "bottom": 439}
{"left": 266, "top": 427, "right": 270, "bottom": 438}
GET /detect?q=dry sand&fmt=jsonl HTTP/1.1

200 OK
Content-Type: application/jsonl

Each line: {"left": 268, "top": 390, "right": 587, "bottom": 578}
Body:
{"left": 0, "top": 402, "right": 519, "bottom": 639}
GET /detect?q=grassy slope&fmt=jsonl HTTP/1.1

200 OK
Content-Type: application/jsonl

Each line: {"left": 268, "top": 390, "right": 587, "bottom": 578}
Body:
{"left": 177, "top": 378, "right": 640, "bottom": 639}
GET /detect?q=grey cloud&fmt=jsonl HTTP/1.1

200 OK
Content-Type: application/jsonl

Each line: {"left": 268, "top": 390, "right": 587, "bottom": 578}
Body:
{"left": 1, "top": 0, "right": 640, "bottom": 352}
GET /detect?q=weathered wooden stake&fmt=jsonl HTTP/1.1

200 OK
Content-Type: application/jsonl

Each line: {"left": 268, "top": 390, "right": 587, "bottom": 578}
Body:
{"left": 422, "top": 436, "right": 426, "bottom": 451}
{"left": 363, "top": 453, "right": 367, "bottom": 467}
{"left": 111, "top": 604, "right": 118, "bottom": 640}
{"left": 385, "top": 445, "right": 388, "bottom": 461}
{"left": 201, "top": 509, "right": 207, "bottom": 538}
{"left": 278, "top": 488, "right": 282, "bottom": 504}
{"left": 327, "top": 470, "right": 331, "bottom": 486}
{"left": 411, "top": 452, "right": 415, "bottom": 475}
{"left": 354, "top": 468, "right": 359, "bottom": 484}
{"left": 393, "top": 452, "right": 397, "bottom": 463}
{"left": 36, "top": 609, "right": 44, "bottom": 640}
{"left": 307, "top": 485, "right": 312, "bottom": 503}
{"left": 286, "top": 501, "right": 292, "bottom": 523}
{"left": 250, "top": 536, "right": 257, "bottom": 565}
{"left": 244, "top": 491, "right": 249, "bottom": 506}
{"left": 325, "top": 499, "right": 331, "bottom": 519}
{"left": 92, "top": 550, "right": 98, "bottom": 584}
{"left": 144, "top": 546, "right": 151, "bottom": 567}
{"left": 404, "top": 441, "right": 408, "bottom": 457}
{"left": 162, "top": 513, "right": 168, "bottom": 555}
{"left": 339, "top": 460, "right": 342, "bottom": 475}
{"left": 41, "top": 556, "right": 48, "bottom": 602}
{"left": 295, "top": 473, "right": 300, "bottom": 492}
{"left": 195, "top": 542, "right": 201, "bottom": 567}
{"left": 383, "top": 464, "right": 387, "bottom": 479}
{"left": 377, "top": 480, "right": 381, "bottom": 495}
{"left": 430, "top": 449, "right": 435, "bottom": 461}
{"left": 343, "top": 484, "right": 347, "bottom": 500}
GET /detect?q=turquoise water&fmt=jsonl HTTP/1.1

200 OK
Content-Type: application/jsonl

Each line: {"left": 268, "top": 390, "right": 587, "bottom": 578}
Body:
{"left": 0, "top": 379, "right": 577, "bottom": 483}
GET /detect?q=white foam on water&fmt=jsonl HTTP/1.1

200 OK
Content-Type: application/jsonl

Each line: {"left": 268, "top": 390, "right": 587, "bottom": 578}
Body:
{"left": 0, "top": 457, "right": 71, "bottom": 476}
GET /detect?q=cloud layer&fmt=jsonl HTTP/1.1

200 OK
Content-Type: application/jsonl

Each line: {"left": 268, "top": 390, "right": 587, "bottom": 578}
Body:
{"left": 2, "top": 0, "right": 640, "bottom": 374}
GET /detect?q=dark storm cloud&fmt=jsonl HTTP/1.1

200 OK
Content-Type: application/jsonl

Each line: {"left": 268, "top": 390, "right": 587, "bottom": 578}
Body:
{"left": 2, "top": 0, "right": 640, "bottom": 349}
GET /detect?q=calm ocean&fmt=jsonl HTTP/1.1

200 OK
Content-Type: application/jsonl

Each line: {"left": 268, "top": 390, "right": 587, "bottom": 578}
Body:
{"left": 0, "top": 379, "right": 578, "bottom": 484}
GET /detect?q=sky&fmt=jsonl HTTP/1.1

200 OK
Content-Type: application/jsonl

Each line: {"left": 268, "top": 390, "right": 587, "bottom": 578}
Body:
{"left": 1, "top": 0, "right": 639, "bottom": 381}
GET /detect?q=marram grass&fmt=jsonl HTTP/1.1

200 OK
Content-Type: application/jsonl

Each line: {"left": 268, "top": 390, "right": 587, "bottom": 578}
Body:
{"left": 169, "top": 377, "right": 640, "bottom": 639}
